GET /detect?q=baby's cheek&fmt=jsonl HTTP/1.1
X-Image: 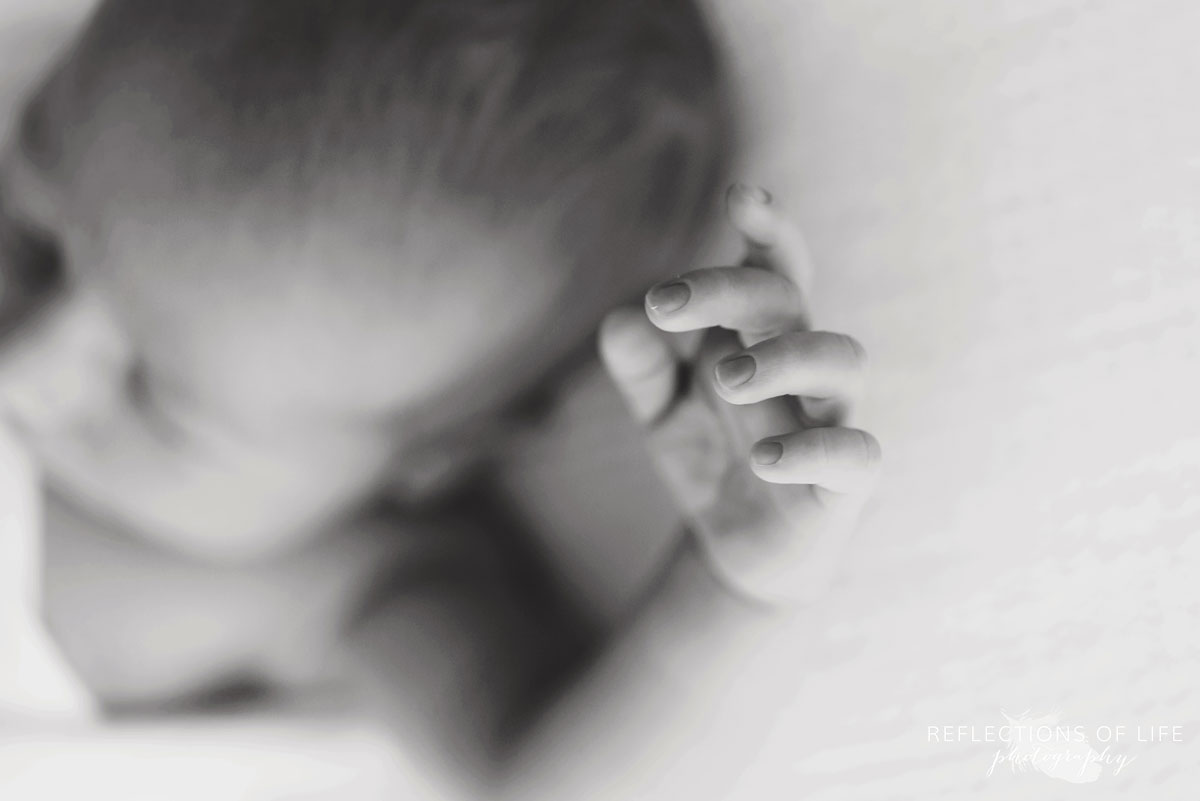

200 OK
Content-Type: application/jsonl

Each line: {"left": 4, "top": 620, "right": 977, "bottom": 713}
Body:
{"left": 18, "top": 354, "right": 397, "bottom": 563}
{"left": 0, "top": 292, "right": 131, "bottom": 436}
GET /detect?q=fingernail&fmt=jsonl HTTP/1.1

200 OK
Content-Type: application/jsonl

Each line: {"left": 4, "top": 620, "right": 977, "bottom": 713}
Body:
{"left": 646, "top": 281, "right": 691, "bottom": 313}
{"left": 715, "top": 355, "right": 756, "bottom": 388}
{"left": 727, "top": 183, "right": 773, "bottom": 207}
{"left": 751, "top": 440, "right": 784, "bottom": 465}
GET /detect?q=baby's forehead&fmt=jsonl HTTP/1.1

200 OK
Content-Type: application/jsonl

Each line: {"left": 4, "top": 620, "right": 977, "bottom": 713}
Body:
{"left": 4, "top": 134, "right": 575, "bottom": 439}
{"left": 120, "top": 196, "right": 575, "bottom": 421}
{"left": 2, "top": 14, "right": 674, "bottom": 434}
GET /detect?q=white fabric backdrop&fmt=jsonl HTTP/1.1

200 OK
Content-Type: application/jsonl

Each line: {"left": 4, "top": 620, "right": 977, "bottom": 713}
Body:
{"left": 704, "top": 1, "right": 1200, "bottom": 797}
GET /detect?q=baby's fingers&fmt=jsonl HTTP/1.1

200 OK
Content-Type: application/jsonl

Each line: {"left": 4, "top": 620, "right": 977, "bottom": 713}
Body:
{"left": 750, "top": 426, "right": 882, "bottom": 496}
{"left": 711, "top": 331, "right": 868, "bottom": 423}
{"left": 598, "top": 306, "right": 679, "bottom": 425}
{"left": 645, "top": 187, "right": 816, "bottom": 343}
{"left": 726, "top": 184, "right": 815, "bottom": 298}
{"left": 645, "top": 266, "right": 806, "bottom": 337}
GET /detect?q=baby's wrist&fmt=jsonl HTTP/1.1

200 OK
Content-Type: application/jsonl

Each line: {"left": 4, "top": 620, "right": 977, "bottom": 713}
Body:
{"left": 627, "top": 527, "right": 792, "bottom": 693}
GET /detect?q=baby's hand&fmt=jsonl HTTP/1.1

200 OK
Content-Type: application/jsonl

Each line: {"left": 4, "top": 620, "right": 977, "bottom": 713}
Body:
{"left": 599, "top": 186, "right": 880, "bottom": 606}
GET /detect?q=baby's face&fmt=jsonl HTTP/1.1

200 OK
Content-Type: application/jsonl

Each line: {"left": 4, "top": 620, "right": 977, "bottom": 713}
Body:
{"left": 2, "top": 141, "right": 583, "bottom": 558}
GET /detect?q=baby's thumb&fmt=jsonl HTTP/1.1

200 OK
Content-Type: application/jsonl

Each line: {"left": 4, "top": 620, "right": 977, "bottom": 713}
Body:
{"left": 598, "top": 307, "right": 679, "bottom": 426}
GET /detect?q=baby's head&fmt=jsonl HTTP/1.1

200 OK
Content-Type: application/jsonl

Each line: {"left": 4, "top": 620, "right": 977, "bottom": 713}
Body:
{"left": 1, "top": 0, "right": 732, "bottom": 550}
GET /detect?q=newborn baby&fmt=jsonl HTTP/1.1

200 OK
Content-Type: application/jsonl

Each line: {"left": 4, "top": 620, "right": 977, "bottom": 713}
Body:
{"left": 1, "top": 0, "right": 729, "bottom": 557}
{"left": 0, "top": 0, "right": 879, "bottom": 793}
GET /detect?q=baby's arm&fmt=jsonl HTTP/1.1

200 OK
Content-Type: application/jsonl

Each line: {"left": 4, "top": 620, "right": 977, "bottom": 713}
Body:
{"left": 339, "top": 490, "right": 602, "bottom": 792}
{"left": 505, "top": 193, "right": 877, "bottom": 799}
{"left": 343, "top": 189, "right": 880, "bottom": 798}
{"left": 39, "top": 487, "right": 422, "bottom": 711}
